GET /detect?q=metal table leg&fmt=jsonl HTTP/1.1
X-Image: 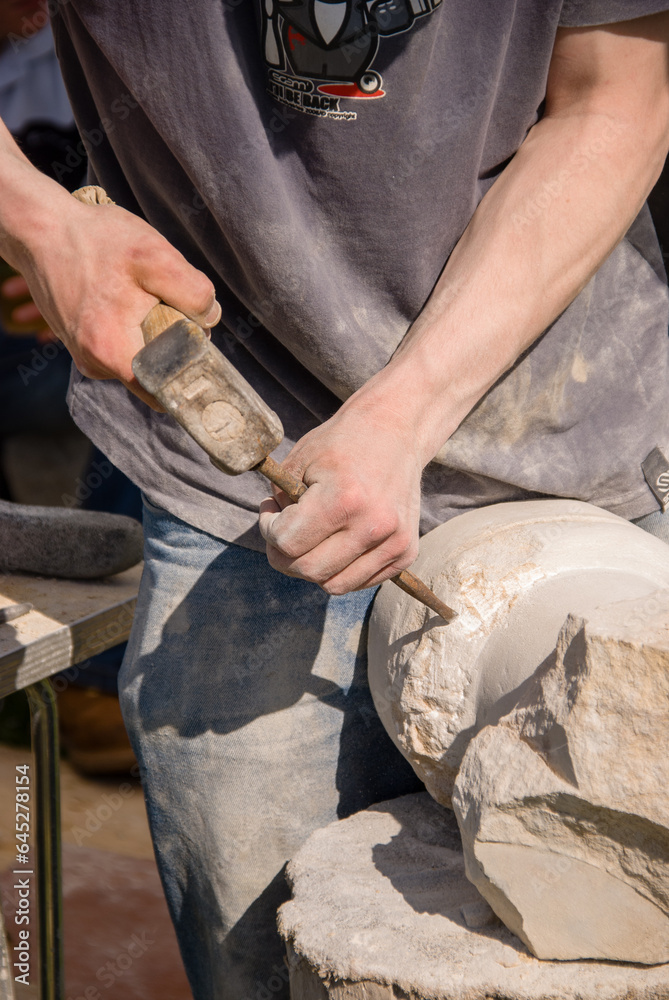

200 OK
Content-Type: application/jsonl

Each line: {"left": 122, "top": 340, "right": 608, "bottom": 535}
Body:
{"left": 26, "top": 681, "right": 64, "bottom": 1000}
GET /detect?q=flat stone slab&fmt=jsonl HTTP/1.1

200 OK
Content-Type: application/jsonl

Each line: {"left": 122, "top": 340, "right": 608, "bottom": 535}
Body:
{"left": 279, "top": 793, "right": 669, "bottom": 1000}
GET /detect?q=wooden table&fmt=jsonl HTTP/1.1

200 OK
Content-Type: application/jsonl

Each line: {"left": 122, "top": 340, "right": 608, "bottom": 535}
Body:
{"left": 0, "top": 566, "right": 141, "bottom": 1000}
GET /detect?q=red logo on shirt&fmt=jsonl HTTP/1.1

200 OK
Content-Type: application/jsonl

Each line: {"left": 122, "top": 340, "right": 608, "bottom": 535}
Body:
{"left": 261, "top": 0, "right": 441, "bottom": 119}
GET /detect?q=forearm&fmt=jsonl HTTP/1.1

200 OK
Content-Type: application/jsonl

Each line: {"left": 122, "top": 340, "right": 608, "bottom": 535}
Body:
{"left": 262, "top": 14, "right": 669, "bottom": 593}
{"left": 0, "top": 116, "right": 217, "bottom": 403}
{"left": 0, "top": 118, "right": 72, "bottom": 273}
{"left": 349, "top": 88, "right": 669, "bottom": 467}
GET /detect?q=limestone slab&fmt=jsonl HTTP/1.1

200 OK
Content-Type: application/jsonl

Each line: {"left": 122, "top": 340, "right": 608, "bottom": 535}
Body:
{"left": 452, "top": 594, "right": 669, "bottom": 964}
{"left": 279, "top": 793, "right": 669, "bottom": 999}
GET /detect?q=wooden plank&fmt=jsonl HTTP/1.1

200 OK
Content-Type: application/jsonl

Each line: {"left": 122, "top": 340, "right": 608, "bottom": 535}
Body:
{"left": 0, "top": 566, "right": 142, "bottom": 698}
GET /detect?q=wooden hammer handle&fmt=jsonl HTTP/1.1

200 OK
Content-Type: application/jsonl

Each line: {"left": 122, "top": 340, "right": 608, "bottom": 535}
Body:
{"left": 74, "top": 187, "right": 457, "bottom": 623}
{"left": 71, "top": 185, "right": 185, "bottom": 344}
{"left": 256, "top": 455, "right": 458, "bottom": 622}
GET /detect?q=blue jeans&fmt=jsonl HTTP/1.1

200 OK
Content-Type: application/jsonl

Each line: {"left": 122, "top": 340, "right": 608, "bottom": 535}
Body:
{"left": 119, "top": 501, "right": 422, "bottom": 1000}
{"left": 632, "top": 508, "right": 669, "bottom": 544}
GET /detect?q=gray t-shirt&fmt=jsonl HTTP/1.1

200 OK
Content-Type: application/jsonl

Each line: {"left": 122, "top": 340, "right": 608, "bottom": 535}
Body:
{"left": 53, "top": 0, "right": 669, "bottom": 550}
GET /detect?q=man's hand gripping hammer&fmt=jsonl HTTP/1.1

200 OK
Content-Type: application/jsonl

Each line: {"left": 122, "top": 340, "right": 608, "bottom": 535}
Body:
{"left": 73, "top": 186, "right": 458, "bottom": 623}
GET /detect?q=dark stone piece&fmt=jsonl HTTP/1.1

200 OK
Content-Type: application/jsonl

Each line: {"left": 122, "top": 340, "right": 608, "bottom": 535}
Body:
{"left": 0, "top": 500, "right": 143, "bottom": 579}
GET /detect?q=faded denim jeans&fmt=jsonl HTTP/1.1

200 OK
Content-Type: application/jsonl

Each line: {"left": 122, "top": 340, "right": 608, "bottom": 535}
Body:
{"left": 118, "top": 500, "right": 422, "bottom": 1000}
{"left": 632, "top": 508, "right": 669, "bottom": 544}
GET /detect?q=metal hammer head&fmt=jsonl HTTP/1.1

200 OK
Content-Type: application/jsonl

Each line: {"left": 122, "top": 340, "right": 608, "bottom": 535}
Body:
{"left": 132, "top": 320, "right": 284, "bottom": 475}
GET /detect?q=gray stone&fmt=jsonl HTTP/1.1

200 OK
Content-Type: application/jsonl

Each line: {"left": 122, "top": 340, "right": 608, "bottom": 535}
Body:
{"left": 0, "top": 500, "right": 143, "bottom": 579}
{"left": 452, "top": 594, "right": 669, "bottom": 964}
{"left": 279, "top": 793, "right": 669, "bottom": 999}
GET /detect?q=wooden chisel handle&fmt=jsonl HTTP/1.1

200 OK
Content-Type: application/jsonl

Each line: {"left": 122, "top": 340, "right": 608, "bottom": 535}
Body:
{"left": 72, "top": 185, "right": 185, "bottom": 344}
{"left": 257, "top": 455, "right": 458, "bottom": 622}
{"left": 73, "top": 186, "right": 457, "bottom": 623}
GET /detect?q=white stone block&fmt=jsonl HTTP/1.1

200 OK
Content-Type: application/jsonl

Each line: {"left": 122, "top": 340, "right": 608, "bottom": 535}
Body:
{"left": 368, "top": 500, "right": 669, "bottom": 807}
{"left": 452, "top": 595, "right": 669, "bottom": 963}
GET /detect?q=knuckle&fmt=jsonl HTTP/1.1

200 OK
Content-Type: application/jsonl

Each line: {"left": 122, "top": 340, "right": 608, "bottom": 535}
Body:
{"left": 390, "top": 541, "right": 417, "bottom": 573}
{"left": 330, "top": 487, "right": 365, "bottom": 527}
{"left": 265, "top": 535, "right": 309, "bottom": 576}
{"left": 367, "top": 513, "right": 400, "bottom": 544}
{"left": 394, "top": 528, "right": 416, "bottom": 558}
{"left": 263, "top": 521, "right": 299, "bottom": 560}
{"left": 406, "top": 538, "right": 419, "bottom": 563}
{"left": 127, "top": 233, "right": 175, "bottom": 279}
{"left": 124, "top": 240, "right": 151, "bottom": 269}
{"left": 393, "top": 553, "right": 414, "bottom": 574}
{"left": 73, "top": 357, "right": 99, "bottom": 379}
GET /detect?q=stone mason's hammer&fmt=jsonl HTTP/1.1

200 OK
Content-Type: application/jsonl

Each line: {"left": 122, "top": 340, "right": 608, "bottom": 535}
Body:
{"left": 134, "top": 313, "right": 457, "bottom": 621}
{"left": 72, "top": 187, "right": 457, "bottom": 622}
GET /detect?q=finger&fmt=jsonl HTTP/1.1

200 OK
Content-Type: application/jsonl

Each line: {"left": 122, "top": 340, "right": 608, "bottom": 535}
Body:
{"left": 35, "top": 329, "right": 57, "bottom": 345}
{"left": 259, "top": 496, "right": 282, "bottom": 518}
{"left": 259, "top": 482, "right": 359, "bottom": 558}
{"left": 262, "top": 488, "right": 415, "bottom": 579}
{"left": 269, "top": 483, "right": 300, "bottom": 511}
{"left": 11, "top": 301, "right": 43, "bottom": 326}
{"left": 265, "top": 522, "right": 414, "bottom": 589}
{"left": 319, "top": 544, "right": 416, "bottom": 595}
{"left": 133, "top": 240, "right": 221, "bottom": 330}
{"left": 67, "top": 335, "right": 165, "bottom": 412}
{"left": 259, "top": 498, "right": 332, "bottom": 558}
{"left": 1, "top": 275, "right": 29, "bottom": 298}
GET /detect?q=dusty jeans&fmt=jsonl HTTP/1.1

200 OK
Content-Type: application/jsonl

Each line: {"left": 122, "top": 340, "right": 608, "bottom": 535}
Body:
{"left": 632, "top": 508, "right": 669, "bottom": 544}
{"left": 119, "top": 500, "right": 422, "bottom": 1000}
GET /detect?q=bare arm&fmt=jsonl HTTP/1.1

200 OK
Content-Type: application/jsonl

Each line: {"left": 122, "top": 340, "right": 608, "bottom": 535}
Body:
{"left": 0, "top": 120, "right": 220, "bottom": 408}
{"left": 260, "top": 11, "right": 669, "bottom": 592}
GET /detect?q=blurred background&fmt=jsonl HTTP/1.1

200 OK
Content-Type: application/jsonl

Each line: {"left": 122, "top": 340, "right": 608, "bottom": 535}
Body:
{"left": 0, "top": 3, "right": 191, "bottom": 996}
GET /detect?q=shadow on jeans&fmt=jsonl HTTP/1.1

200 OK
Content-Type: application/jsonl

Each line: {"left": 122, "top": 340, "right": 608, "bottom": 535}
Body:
{"left": 128, "top": 541, "right": 423, "bottom": 817}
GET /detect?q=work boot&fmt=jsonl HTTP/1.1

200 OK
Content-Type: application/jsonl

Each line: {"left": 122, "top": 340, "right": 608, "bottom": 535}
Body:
{"left": 57, "top": 685, "right": 137, "bottom": 775}
{"left": 0, "top": 499, "right": 143, "bottom": 578}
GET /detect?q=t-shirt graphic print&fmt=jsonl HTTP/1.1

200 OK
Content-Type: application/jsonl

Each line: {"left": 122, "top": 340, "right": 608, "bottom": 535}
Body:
{"left": 261, "top": 0, "right": 442, "bottom": 119}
